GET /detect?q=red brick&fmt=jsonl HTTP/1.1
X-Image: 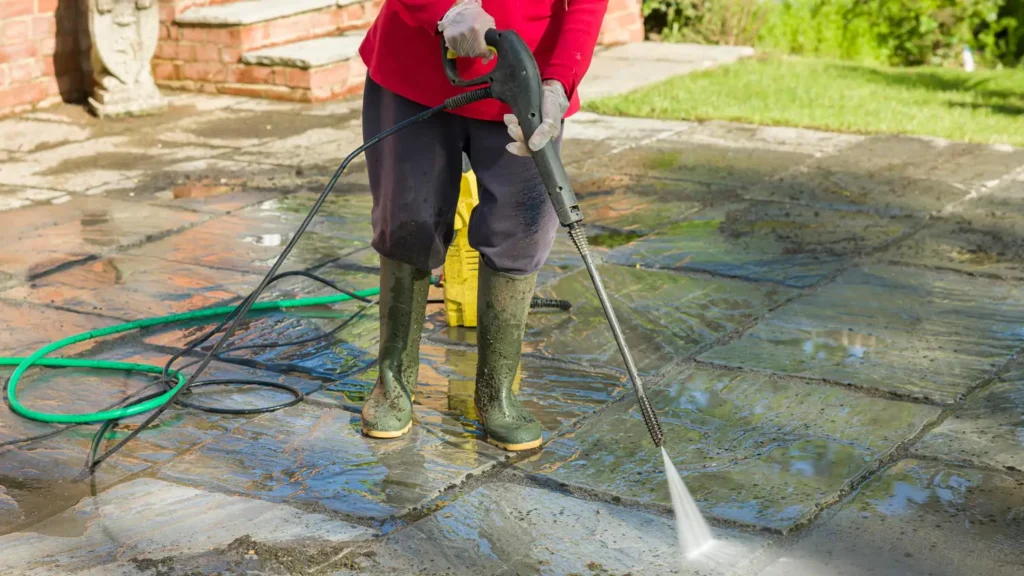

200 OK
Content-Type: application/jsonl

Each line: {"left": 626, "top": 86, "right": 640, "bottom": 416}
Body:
{"left": 36, "top": 0, "right": 60, "bottom": 13}
{"left": 285, "top": 67, "right": 310, "bottom": 88}
{"left": 159, "top": 3, "right": 177, "bottom": 23}
{"left": 41, "top": 56, "right": 55, "bottom": 76}
{"left": 238, "top": 23, "right": 269, "bottom": 49}
{"left": 219, "top": 46, "right": 240, "bottom": 63}
{"left": 308, "top": 61, "right": 350, "bottom": 90}
{"left": 194, "top": 43, "right": 220, "bottom": 61}
{"left": 229, "top": 64, "right": 274, "bottom": 84}
{"left": 2, "top": 17, "right": 31, "bottom": 45}
{"left": 266, "top": 16, "right": 311, "bottom": 44}
{"left": 0, "top": 80, "right": 47, "bottom": 111}
{"left": 31, "top": 14, "right": 56, "bottom": 39}
{"left": 0, "top": 64, "right": 8, "bottom": 88}
{"left": 0, "top": 42, "right": 37, "bottom": 62}
{"left": 159, "top": 24, "right": 170, "bottom": 40}
{"left": 152, "top": 60, "right": 179, "bottom": 81}
{"left": 309, "top": 10, "right": 337, "bottom": 34}
{"left": 182, "top": 61, "right": 227, "bottom": 82}
{"left": 38, "top": 36, "right": 56, "bottom": 56}
{"left": 204, "top": 27, "right": 241, "bottom": 46}
{"left": 156, "top": 42, "right": 178, "bottom": 60}
{"left": 0, "top": 0, "right": 33, "bottom": 19}
{"left": 180, "top": 27, "right": 205, "bottom": 42}
{"left": 177, "top": 43, "right": 196, "bottom": 60}
{"left": 340, "top": 4, "right": 365, "bottom": 24}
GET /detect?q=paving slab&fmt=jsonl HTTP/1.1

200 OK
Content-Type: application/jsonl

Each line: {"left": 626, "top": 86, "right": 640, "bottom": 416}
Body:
{"left": 914, "top": 357, "right": 1024, "bottom": 472}
{"left": 0, "top": 299, "right": 115, "bottom": 356}
{"left": 665, "top": 120, "right": 865, "bottom": 157}
{"left": 229, "top": 120, "right": 365, "bottom": 171}
{"left": 157, "top": 108, "right": 348, "bottom": 150}
{"left": 0, "top": 119, "right": 92, "bottom": 153}
{"left": 519, "top": 364, "right": 938, "bottom": 531}
{"left": 0, "top": 478, "right": 374, "bottom": 576}
{"left": 604, "top": 201, "right": 915, "bottom": 287}
{"left": 243, "top": 33, "right": 365, "bottom": 69}
{"left": 335, "top": 482, "right": 767, "bottom": 576}
{"left": 0, "top": 196, "right": 206, "bottom": 280}
{"left": 432, "top": 264, "right": 794, "bottom": 376}
{"left": 0, "top": 255, "right": 260, "bottom": 320}
{"left": 266, "top": 186, "right": 375, "bottom": 242}
{"left": 755, "top": 460, "right": 1024, "bottom": 576}
{"left": 701, "top": 264, "right": 1024, "bottom": 404}
{"left": 158, "top": 402, "right": 508, "bottom": 521}
{"left": 323, "top": 344, "right": 627, "bottom": 440}
{"left": 176, "top": 0, "right": 337, "bottom": 25}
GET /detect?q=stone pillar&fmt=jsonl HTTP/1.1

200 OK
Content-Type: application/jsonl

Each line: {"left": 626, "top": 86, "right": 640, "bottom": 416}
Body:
{"left": 599, "top": 0, "right": 645, "bottom": 46}
{"left": 87, "top": 0, "right": 166, "bottom": 117}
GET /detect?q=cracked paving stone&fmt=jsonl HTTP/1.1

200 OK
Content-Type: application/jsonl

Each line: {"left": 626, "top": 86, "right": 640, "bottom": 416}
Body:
{"left": 0, "top": 478, "right": 374, "bottom": 575}
{"left": 0, "top": 119, "right": 92, "bottom": 153}
{"left": 0, "top": 255, "right": 260, "bottom": 320}
{"left": 322, "top": 344, "right": 627, "bottom": 440}
{"left": 882, "top": 209, "right": 1024, "bottom": 280}
{"left": 0, "top": 300, "right": 115, "bottom": 356}
{"left": 433, "top": 264, "right": 794, "bottom": 375}
{"left": 334, "top": 482, "right": 766, "bottom": 576}
{"left": 156, "top": 108, "right": 345, "bottom": 149}
{"left": 519, "top": 364, "right": 938, "bottom": 531}
{"left": 124, "top": 208, "right": 366, "bottom": 275}
{"left": 0, "top": 196, "right": 205, "bottom": 281}
{"left": 755, "top": 460, "right": 1024, "bottom": 576}
{"left": 575, "top": 140, "right": 813, "bottom": 191}
{"left": 604, "top": 201, "right": 915, "bottom": 288}
{"left": 158, "top": 402, "right": 508, "bottom": 521}
{"left": 700, "top": 264, "right": 1024, "bottom": 404}
{"left": 914, "top": 357, "right": 1024, "bottom": 472}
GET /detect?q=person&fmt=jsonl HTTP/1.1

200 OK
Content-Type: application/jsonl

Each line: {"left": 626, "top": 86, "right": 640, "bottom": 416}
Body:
{"left": 357, "top": 0, "right": 608, "bottom": 451}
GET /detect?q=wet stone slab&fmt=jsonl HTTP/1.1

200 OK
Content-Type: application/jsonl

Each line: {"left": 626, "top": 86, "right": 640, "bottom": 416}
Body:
{"left": 882, "top": 210, "right": 1024, "bottom": 280}
{"left": 336, "top": 482, "right": 767, "bottom": 576}
{"left": 575, "top": 140, "right": 813, "bottom": 192}
{"left": 433, "top": 264, "right": 794, "bottom": 376}
{"left": 604, "top": 202, "right": 914, "bottom": 287}
{"left": 755, "top": 460, "right": 1024, "bottom": 576}
{"left": 701, "top": 264, "right": 1024, "bottom": 404}
{"left": 914, "top": 358, "right": 1024, "bottom": 472}
{"left": 0, "top": 196, "right": 206, "bottom": 280}
{"left": 323, "top": 344, "right": 627, "bottom": 441}
{"left": 158, "top": 402, "right": 508, "bottom": 522}
{"left": 0, "top": 478, "right": 374, "bottom": 575}
{"left": 0, "top": 255, "right": 261, "bottom": 320}
{"left": 0, "top": 300, "right": 115, "bottom": 356}
{"left": 265, "top": 186, "right": 375, "bottom": 243}
{"left": 519, "top": 364, "right": 938, "bottom": 531}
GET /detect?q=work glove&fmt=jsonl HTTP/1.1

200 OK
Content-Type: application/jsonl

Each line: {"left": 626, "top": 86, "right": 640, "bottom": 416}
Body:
{"left": 503, "top": 80, "right": 569, "bottom": 156}
{"left": 437, "top": 0, "right": 495, "bottom": 61}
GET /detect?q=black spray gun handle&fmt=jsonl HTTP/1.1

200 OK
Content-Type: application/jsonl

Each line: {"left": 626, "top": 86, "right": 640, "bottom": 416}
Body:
{"left": 441, "top": 29, "right": 583, "bottom": 227}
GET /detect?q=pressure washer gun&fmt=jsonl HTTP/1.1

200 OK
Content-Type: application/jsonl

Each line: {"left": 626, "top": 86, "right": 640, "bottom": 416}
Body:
{"left": 442, "top": 30, "right": 666, "bottom": 448}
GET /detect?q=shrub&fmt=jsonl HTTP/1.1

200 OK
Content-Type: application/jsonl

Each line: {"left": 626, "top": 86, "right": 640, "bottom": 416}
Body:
{"left": 642, "top": 0, "right": 771, "bottom": 45}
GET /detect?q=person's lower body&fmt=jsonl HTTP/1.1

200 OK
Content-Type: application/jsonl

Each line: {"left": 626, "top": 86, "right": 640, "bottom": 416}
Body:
{"left": 358, "top": 75, "right": 560, "bottom": 451}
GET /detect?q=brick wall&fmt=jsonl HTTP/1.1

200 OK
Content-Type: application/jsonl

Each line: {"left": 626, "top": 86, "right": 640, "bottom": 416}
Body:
{"left": 0, "top": 0, "right": 89, "bottom": 117}
{"left": 599, "top": 0, "right": 644, "bottom": 45}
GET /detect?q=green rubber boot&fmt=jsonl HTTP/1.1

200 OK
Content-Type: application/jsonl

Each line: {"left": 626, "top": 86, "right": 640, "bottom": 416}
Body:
{"left": 361, "top": 256, "right": 430, "bottom": 439}
{"left": 475, "top": 263, "right": 543, "bottom": 451}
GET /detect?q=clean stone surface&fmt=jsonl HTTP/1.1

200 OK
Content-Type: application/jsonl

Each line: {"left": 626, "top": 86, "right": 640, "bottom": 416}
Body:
{"left": 700, "top": 264, "right": 1024, "bottom": 404}
{"left": 0, "top": 255, "right": 260, "bottom": 320}
{"left": 158, "top": 402, "right": 508, "bottom": 521}
{"left": 0, "top": 300, "right": 115, "bottom": 356}
{"left": 755, "top": 460, "right": 1024, "bottom": 576}
{"left": 519, "top": 364, "right": 938, "bottom": 531}
{"left": 604, "top": 202, "right": 914, "bottom": 287}
{"left": 176, "top": 0, "right": 337, "bottom": 25}
{"left": 914, "top": 358, "right": 1024, "bottom": 472}
{"left": 335, "top": 482, "right": 767, "bottom": 576}
{"left": 431, "top": 264, "right": 794, "bottom": 375}
{"left": 0, "top": 478, "right": 374, "bottom": 575}
{"left": 243, "top": 33, "right": 365, "bottom": 69}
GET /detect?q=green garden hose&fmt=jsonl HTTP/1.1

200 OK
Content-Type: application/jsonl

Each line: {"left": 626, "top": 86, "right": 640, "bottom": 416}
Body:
{"left": 3, "top": 288, "right": 379, "bottom": 425}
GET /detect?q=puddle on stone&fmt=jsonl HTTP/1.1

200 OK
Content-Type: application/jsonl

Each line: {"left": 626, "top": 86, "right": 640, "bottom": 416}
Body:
{"left": 700, "top": 264, "right": 1024, "bottom": 404}
{"left": 519, "top": 364, "right": 939, "bottom": 531}
{"left": 158, "top": 402, "right": 507, "bottom": 521}
{"left": 507, "top": 263, "right": 793, "bottom": 374}
{"left": 757, "top": 459, "right": 1024, "bottom": 576}
{"left": 0, "top": 255, "right": 261, "bottom": 320}
{"left": 915, "top": 357, "right": 1024, "bottom": 471}
{"left": 336, "top": 482, "right": 766, "bottom": 576}
{"left": 604, "top": 201, "right": 914, "bottom": 287}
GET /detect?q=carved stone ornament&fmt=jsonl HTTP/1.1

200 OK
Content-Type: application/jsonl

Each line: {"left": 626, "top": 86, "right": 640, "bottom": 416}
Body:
{"left": 87, "top": 0, "right": 165, "bottom": 118}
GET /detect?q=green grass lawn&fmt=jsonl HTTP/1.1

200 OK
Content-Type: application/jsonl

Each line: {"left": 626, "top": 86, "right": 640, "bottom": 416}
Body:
{"left": 586, "top": 56, "right": 1024, "bottom": 146}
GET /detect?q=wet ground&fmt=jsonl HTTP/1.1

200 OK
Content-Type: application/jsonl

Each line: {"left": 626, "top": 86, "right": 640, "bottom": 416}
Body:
{"left": 0, "top": 91, "right": 1023, "bottom": 576}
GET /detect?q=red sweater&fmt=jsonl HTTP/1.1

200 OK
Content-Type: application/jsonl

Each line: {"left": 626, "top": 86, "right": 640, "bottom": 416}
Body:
{"left": 359, "top": 0, "right": 608, "bottom": 122}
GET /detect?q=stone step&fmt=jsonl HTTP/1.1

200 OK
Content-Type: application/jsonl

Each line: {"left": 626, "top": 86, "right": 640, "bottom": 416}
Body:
{"left": 157, "top": 32, "right": 368, "bottom": 103}
{"left": 165, "top": 0, "right": 375, "bottom": 53}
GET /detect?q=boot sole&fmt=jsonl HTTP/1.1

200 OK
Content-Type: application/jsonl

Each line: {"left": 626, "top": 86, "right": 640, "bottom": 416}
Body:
{"left": 362, "top": 420, "right": 412, "bottom": 439}
{"left": 486, "top": 436, "right": 542, "bottom": 451}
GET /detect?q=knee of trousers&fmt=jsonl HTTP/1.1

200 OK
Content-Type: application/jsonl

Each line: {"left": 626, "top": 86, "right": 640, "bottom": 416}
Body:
{"left": 372, "top": 219, "right": 450, "bottom": 272}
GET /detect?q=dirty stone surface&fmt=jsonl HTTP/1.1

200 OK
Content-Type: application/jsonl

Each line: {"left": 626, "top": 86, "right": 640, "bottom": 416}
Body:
{"left": 0, "top": 84, "right": 1022, "bottom": 576}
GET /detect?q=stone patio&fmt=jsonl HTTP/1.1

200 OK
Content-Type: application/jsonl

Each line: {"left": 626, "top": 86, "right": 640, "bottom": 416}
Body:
{"left": 1, "top": 76, "right": 1024, "bottom": 575}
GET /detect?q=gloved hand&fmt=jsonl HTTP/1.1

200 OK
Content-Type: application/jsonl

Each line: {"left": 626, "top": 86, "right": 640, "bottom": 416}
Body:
{"left": 437, "top": 0, "right": 496, "bottom": 60}
{"left": 503, "top": 80, "right": 569, "bottom": 156}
